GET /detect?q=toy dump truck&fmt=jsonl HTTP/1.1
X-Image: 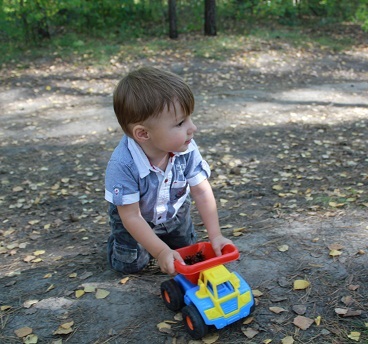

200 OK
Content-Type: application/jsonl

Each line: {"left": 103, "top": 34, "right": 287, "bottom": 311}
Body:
{"left": 160, "top": 242, "right": 255, "bottom": 339}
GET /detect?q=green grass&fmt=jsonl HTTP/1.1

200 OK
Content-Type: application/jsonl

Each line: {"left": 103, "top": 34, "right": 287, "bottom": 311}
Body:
{"left": 0, "top": 22, "right": 360, "bottom": 66}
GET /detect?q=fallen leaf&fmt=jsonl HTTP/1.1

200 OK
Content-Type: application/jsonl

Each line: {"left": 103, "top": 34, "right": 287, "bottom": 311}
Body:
{"left": 281, "top": 336, "right": 294, "bottom": 344}
{"left": 69, "top": 273, "right": 77, "bottom": 278}
{"left": 269, "top": 306, "right": 287, "bottom": 314}
{"left": 23, "top": 300, "right": 39, "bottom": 308}
{"left": 1, "top": 305, "right": 12, "bottom": 311}
{"left": 120, "top": 277, "right": 129, "bottom": 284}
{"left": 60, "top": 321, "right": 74, "bottom": 329}
{"left": 252, "top": 289, "right": 263, "bottom": 297}
{"left": 263, "top": 340, "right": 272, "bottom": 344}
{"left": 202, "top": 332, "right": 219, "bottom": 343}
{"left": 242, "top": 327, "right": 259, "bottom": 338}
{"left": 315, "top": 315, "right": 322, "bottom": 326}
{"left": 341, "top": 295, "right": 354, "bottom": 306}
{"left": 243, "top": 316, "right": 254, "bottom": 325}
{"left": 335, "top": 308, "right": 348, "bottom": 315}
{"left": 293, "top": 280, "right": 310, "bottom": 290}
{"left": 95, "top": 289, "right": 110, "bottom": 299}
{"left": 293, "top": 315, "right": 314, "bottom": 330}
{"left": 329, "top": 249, "right": 342, "bottom": 257}
{"left": 75, "top": 290, "right": 85, "bottom": 298}
{"left": 277, "top": 244, "right": 289, "bottom": 252}
{"left": 328, "top": 243, "right": 344, "bottom": 250}
{"left": 292, "top": 304, "right": 306, "bottom": 315}
{"left": 157, "top": 321, "right": 172, "bottom": 334}
{"left": 84, "top": 285, "right": 96, "bottom": 293}
{"left": 46, "top": 284, "right": 55, "bottom": 292}
{"left": 24, "top": 334, "right": 38, "bottom": 344}
{"left": 347, "top": 331, "right": 360, "bottom": 342}
{"left": 53, "top": 326, "right": 73, "bottom": 335}
{"left": 14, "top": 327, "right": 33, "bottom": 338}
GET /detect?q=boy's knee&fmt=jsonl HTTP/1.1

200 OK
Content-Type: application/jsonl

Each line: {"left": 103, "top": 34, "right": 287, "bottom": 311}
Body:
{"left": 107, "top": 237, "right": 150, "bottom": 273}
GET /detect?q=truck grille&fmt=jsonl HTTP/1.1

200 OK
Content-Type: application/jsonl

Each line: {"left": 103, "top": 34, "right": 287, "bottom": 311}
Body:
{"left": 221, "top": 298, "right": 238, "bottom": 314}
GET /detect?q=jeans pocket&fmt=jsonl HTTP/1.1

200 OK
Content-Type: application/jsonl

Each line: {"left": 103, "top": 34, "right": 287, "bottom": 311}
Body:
{"left": 113, "top": 241, "right": 137, "bottom": 264}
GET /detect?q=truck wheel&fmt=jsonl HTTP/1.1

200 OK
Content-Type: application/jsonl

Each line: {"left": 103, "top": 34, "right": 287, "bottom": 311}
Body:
{"left": 182, "top": 304, "right": 208, "bottom": 339}
{"left": 160, "top": 279, "right": 184, "bottom": 311}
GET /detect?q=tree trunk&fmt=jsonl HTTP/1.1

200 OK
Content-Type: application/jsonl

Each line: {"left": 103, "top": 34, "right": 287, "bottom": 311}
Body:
{"left": 168, "top": 0, "right": 178, "bottom": 39}
{"left": 204, "top": 0, "right": 216, "bottom": 36}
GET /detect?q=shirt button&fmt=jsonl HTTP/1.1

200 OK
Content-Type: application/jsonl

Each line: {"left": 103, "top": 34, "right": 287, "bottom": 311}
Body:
{"left": 158, "top": 216, "right": 162, "bottom": 220}
{"left": 164, "top": 179, "right": 168, "bottom": 183}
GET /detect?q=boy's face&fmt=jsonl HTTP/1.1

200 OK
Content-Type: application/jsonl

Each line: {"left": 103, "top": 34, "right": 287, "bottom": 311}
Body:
{"left": 144, "top": 101, "right": 197, "bottom": 154}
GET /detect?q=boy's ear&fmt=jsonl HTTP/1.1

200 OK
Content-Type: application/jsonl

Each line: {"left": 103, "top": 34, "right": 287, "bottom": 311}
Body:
{"left": 132, "top": 124, "right": 149, "bottom": 142}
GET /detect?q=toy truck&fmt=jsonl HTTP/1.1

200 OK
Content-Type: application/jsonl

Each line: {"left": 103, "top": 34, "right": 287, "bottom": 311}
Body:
{"left": 160, "top": 242, "right": 255, "bottom": 339}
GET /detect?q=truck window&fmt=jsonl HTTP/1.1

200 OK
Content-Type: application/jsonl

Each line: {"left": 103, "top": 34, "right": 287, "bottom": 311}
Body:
{"left": 217, "top": 281, "right": 234, "bottom": 298}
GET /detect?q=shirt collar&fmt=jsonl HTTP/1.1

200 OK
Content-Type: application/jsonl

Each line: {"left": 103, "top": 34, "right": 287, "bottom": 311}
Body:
{"left": 126, "top": 136, "right": 196, "bottom": 179}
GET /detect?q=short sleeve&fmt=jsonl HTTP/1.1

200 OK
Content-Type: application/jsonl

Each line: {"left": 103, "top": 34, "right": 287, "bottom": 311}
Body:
{"left": 104, "top": 160, "right": 140, "bottom": 206}
{"left": 184, "top": 142, "right": 211, "bottom": 187}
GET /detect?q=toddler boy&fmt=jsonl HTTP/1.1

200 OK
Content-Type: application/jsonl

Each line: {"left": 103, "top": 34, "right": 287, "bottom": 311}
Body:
{"left": 105, "top": 66, "right": 232, "bottom": 275}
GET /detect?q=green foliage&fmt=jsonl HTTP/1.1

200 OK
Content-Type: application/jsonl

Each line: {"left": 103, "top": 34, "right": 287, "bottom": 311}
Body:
{"left": 0, "top": 0, "right": 367, "bottom": 50}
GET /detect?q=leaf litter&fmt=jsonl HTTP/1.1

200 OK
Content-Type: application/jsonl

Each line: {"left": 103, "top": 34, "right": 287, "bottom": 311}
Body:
{"left": 0, "top": 25, "right": 368, "bottom": 344}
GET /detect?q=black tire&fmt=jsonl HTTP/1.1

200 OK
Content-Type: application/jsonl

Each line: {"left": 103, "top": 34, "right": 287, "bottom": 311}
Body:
{"left": 182, "top": 304, "right": 208, "bottom": 339}
{"left": 160, "top": 279, "right": 184, "bottom": 311}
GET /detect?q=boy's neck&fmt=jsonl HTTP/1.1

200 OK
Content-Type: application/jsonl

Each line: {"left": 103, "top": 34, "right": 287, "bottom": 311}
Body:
{"left": 150, "top": 153, "right": 169, "bottom": 171}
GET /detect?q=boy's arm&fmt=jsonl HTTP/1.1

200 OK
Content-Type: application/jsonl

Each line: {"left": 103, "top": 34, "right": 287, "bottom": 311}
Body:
{"left": 190, "top": 179, "right": 232, "bottom": 256}
{"left": 117, "top": 203, "right": 184, "bottom": 275}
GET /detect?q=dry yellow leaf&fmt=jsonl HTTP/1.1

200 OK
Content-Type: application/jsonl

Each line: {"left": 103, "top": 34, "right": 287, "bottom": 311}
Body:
{"left": 23, "top": 300, "right": 38, "bottom": 308}
{"left": 281, "top": 336, "right": 294, "bottom": 344}
{"left": 14, "top": 326, "right": 33, "bottom": 338}
{"left": 233, "top": 227, "right": 246, "bottom": 232}
{"left": 202, "top": 332, "right": 219, "bottom": 344}
{"left": 243, "top": 316, "right": 254, "bottom": 325}
{"left": 277, "top": 245, "right": 289, "bottom": 252}
{"left": 60, "top": 321, "right": 74, "bottom": 329}
{"left": 28, "top": 220, "right": 40, "bottom": 225}
{"left": 33, "top": 250, "right": 45, "bottom": 256}
{"left": 69, "top": 273, "right": 77, "bottom": 278}
{"left": 347, "top": 331, "right": 361, "bottom": 342}
{"left": 43, "top": 273, "right": 52, "bottom": 278}
{"left": 157, "top": 321, "right": 171, "bottom": 333}
{"left": 252, "top": 289, "right": 263, "bottom": 297}
{"left": 329, "top": 249, "right": 342, "bottom": 257}
{"left": 272, "top": 185, "right": 283, "bottom": 191}
{"left": 315, "top": 315, "right": 322, "bottom": 326}
{"left": 95, "top": 289, "right": 110, "bottom": 299}
{"left": 84, "top": 285, "right": 96, "bottom": 293}
{"left": 46, "top": 284, "right": 55, "bottom": 292}
{"left": 31, "top": 258, "right": 43, "bottom": 263}
{"left": 75, "top": 290, "right": 85, "bottom": 298}
{"left": 263, "top": 340, "right": 272, "bottom": 344}
{"left": 233, "top": 232, "right": 243, "bottom": 237}
{"left": 120, "top": 277, "right": 129, "bottom": 284}
{"left": 1, "top": 305, "right": 12, "bottom": 311}
{"left": 293, "top": 280, "right": 310, "bottom": 290}
{"left": 53, "top": 326, "right": 73, "bottom": 335}
{"left": 24, "top": 334, "right": 38, "bottom": 344}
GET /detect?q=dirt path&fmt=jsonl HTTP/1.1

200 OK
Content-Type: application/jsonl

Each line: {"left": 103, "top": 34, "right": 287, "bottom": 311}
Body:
{"left": 1, "top": 34, "right": 367, "bottom": 343}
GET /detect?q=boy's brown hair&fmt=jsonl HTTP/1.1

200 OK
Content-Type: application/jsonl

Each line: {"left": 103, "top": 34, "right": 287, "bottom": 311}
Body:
{"left": 113, "top": 67, "right": 195, "bottom": 136}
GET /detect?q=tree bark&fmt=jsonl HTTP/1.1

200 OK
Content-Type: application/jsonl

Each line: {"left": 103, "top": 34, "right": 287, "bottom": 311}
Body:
{"left": 204, "top": 0, "right": 216, "bottom": 36}
{"left": 168, "top": 0, "right": 178, "bottom": 39}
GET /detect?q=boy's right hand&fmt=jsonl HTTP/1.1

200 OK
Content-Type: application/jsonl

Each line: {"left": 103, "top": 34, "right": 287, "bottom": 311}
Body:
{"left": 157, "top": 247, "right": 185, "bottom": 275}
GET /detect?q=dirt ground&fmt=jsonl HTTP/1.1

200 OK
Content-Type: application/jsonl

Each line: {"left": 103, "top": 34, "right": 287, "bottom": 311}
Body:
{"left": 1, "top": 28, "right": 368, "bottom": 344}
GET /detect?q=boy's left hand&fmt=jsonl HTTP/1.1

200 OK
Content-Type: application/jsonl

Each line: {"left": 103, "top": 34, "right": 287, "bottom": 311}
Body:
{"left": 211, "top": 235, "right": 233, "bottom": 256}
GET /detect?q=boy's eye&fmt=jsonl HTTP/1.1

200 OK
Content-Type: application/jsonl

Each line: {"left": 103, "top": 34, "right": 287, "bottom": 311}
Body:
{"left": 177, "top": 120, "right": 185, "bottom": 127}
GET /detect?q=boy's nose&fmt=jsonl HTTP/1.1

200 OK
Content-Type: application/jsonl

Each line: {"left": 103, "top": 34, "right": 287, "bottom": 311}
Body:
{"left": 189, "top": 119, "right": 197, "bottom": 133}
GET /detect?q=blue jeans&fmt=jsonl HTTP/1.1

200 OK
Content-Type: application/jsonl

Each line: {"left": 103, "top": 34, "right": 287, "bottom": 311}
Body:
{"left": 107, "top": 198, "right": 196, "bottom": 273}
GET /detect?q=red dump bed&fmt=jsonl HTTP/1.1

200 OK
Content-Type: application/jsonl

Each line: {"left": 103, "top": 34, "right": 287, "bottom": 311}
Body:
{"left": 174, "top": 242, "right": 239, "bottom": 283}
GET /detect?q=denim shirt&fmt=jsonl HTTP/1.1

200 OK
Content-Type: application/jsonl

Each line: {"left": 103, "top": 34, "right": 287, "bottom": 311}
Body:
{"left": 105, "top": 136, "right": 210, "bottom": 225}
